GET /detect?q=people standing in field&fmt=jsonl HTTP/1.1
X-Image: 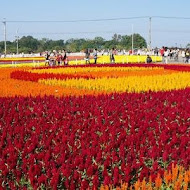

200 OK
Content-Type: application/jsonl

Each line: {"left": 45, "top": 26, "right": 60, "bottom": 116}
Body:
{"left": 93, "top": 48, "right": 98, "bottom": 64}
{"left": 146, "top": 55, "right": 152, "bottom": 63}
{"left": 56, "top": 53, "right": 62, "bottom": 65}
{"left": 173, "top": 48, "right": 179, "bottom": 61}
{"left": 110, "top": 48, "right": 115, "bottom": 63}
{"left": 185, "top": 49, "right": 190, "bottom": 63}
{"left": 163, "top": 47, "right": 169, "bottom": 64}
{"left": 160, "top": 46, "right": 165, "bottom": 61}
{"left": 45, "top": 51, "right": 50, "bottom": 66}
{"left": 181, "top": 49, "right": 186, "bottom": 62}
{"left": 49, "top": 51, "right": 56, "bottom": 66}
{"left": 154, "top": 47, "right": 159, "bottom": 56}
{"left": 85, "top": 49, "right": 90, "bottom": 64}
{"left": 62, "top": 49, "right": 68, "bottom": 65}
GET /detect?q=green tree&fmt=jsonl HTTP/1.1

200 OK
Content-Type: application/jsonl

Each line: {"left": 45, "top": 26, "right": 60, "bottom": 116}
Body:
{"left": 120, "top": 35, "right": 131, "bottom": 49}
{"left": 0, "top": 33, "right": 147, "bottom": 53}
{"left": 133, "top": 33, "right": 147, "bottom": 49}
{"left": 93, "top": 37, "right": 105, "bottom": 49}
{"left": 19, "top": 36, "right": 40, "bottom": 53}
{"left": 0, "top": 41, "right": 5, "bottom": 53}
{"left": 112, "top": 34, "right": 122, "bottom": 43}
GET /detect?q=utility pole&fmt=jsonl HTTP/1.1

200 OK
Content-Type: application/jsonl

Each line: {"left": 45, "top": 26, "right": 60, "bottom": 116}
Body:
{"left": 132, "top": 24, "right": 134, "bottom": 55}
{"left": 15, "top": 29, "right": 19, "bottom": 55}
{"left": 3, "top": 18, "right": 7, "bottom": 56}
{"left": 148, "top": 17, "right": 152, "bottom": 51}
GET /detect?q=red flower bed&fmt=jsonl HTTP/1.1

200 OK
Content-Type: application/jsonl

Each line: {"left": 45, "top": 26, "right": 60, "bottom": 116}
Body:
{"left": 10, "top": 70, "right": 95, "bottom": 82}
{"left": 0, "top": 89, "right": 190, "bottom": 189}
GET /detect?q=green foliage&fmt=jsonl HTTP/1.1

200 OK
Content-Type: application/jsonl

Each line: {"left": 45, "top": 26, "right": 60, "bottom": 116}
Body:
{"left": 0, "top": 33, "right": 147, "bottom": 53}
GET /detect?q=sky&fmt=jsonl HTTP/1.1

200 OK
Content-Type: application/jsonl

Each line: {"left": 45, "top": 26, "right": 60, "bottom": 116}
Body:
{"left": 1, "top": 0, "right": 190, "bottom": 48}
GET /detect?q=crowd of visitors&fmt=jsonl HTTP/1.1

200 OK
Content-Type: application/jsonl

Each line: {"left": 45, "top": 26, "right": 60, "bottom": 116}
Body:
{"left": 42, "top": 47, "right": 190, "bottom": 66}
{"left": 44, "top": 49, "right": 68, "bottom": 66}
{"left": 159, "top": 46, "right": 190, "bottom": 63}
{"left": 1, "top": 46, "right": 190, "bottom": 65}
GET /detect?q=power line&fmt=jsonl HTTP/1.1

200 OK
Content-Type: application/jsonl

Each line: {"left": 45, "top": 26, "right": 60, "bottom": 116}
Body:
{"left": 2, "top": 16, "right": 149, "bottom": 23}
{"left": 1, "top": 16, "right": 190, "bottom": 49}
{"left": 153, "top": 16, "right": 190, "bottom": 20}
{"left": 2, "top": 16, "right": 190, "bottom": 23}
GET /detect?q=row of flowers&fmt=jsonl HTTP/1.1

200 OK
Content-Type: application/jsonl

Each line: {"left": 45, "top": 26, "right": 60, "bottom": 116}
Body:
{"left": 11, "top": 64, "right": 190, "bottom": 81}
{"left": 38, "top": 71, "right": 190, "bottom": 93}
{"left": 0, "top": 55, "right": 162, "bottom": 67}
{"left": 35, "top": 63, "right": 190, "bottom": 70}
{"left": 101, "top": 164, "right": 190, "bottom": 190}
{"left": 29, "top": 66, "right": 163, "bottom": 74}
{"left": 10, "top": 67, "right": 173, "bottom": 81}
{"left": 0, "top": 68, "right": 99, "bottom": 97}
{"left": 0, "top": 89, "right": 190, "bottom": 189}
{"left": 0, "top": 57, "right": 44, "bottom": 62}
{"left": 1, "top": 66, "right": 164, "bottom": 97}
{"left": 97, "top": 55, "right": 162, "bottom": 64}
{"left": 6, "top": 64, "right": 190, "bottom": 95}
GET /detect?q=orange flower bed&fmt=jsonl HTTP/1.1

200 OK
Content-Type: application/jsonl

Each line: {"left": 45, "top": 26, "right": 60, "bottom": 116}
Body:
{"left": 0, "top": 65, "right": 187, "bottom": 97}
{"left": 0, "top": 68, "right": 102, "bottom": 97}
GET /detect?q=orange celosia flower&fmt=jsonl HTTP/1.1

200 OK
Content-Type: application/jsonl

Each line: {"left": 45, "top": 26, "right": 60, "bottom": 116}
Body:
{"left": 155, "top": 173, "right": 162, "bottom": 188}
{"left": 172, "top": 164, "right": 178, "bottom": 183}
{"left": 141, "top": 178, "right": 146, "bottom": 190}
{"left": 100, "top": 165, "right": 190, "bottom": 190}
{"left": 134, "top": 179, "right": 141, "bottom": 190}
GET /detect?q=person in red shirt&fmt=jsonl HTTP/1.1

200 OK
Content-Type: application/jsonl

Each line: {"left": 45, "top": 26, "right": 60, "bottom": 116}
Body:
{"left": 56, "top": 53, "right": 63, "bottom": 65}
{"left": 160, "top": 46, "right": 165, "bottom": 56}
{"left": 160, "top": 46, "right": 165, "bottom": 63}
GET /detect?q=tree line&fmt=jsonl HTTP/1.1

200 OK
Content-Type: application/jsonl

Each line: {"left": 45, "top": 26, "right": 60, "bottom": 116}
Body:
{"left": 0, "top": 33, "right": 147, "bottom": 54}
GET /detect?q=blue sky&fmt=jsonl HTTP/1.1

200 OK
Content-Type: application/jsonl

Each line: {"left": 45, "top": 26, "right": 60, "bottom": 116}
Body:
{"left": 1, "top": 0, "right": 190, "bottom": 48}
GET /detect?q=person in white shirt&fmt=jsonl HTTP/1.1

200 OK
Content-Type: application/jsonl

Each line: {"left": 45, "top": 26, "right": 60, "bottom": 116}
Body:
{"left": 163, "top": 47, "right": 169, "bottom": 64}
{"left": 181, "top": 50, "right": 185, "bottom": 62}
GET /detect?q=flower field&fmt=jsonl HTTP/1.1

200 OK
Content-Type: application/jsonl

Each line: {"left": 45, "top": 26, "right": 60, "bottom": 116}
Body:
{"left": 0, "top": 63, "right": 190, "bottom": 189}
{"left": 0, "top": 55, "right": 162, "bottom": 68}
